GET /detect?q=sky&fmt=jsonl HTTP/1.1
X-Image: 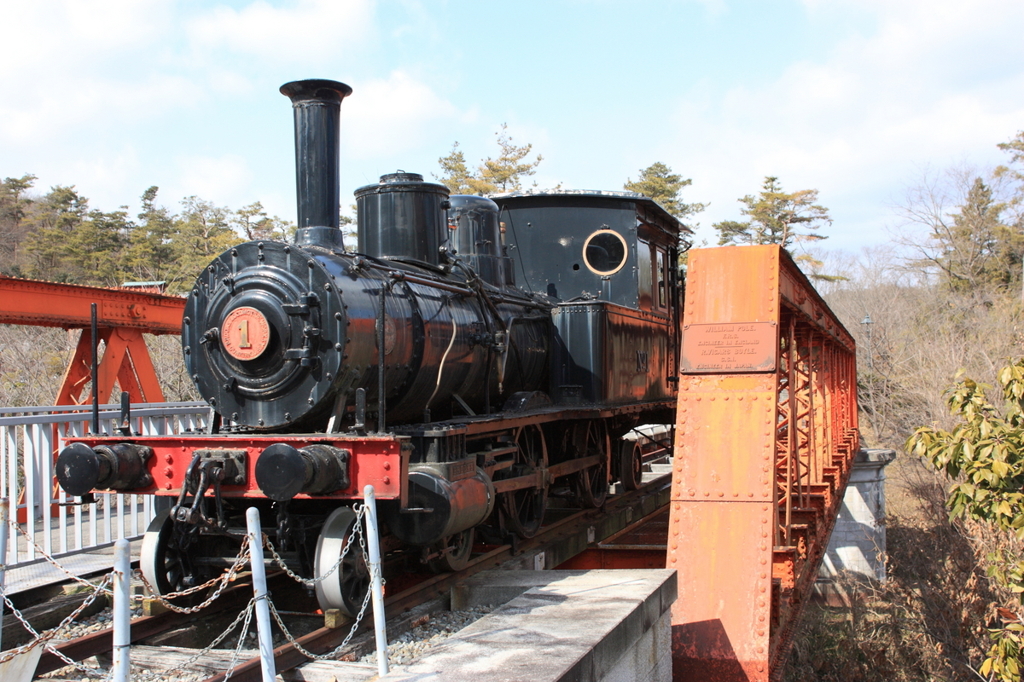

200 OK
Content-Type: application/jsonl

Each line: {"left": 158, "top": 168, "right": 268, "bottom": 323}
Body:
{"left": 2, "top": 0, "right": 1023, "bottom": 253}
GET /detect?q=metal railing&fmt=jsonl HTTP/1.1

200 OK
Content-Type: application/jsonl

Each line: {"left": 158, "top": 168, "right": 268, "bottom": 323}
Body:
{"left": 0, "top": 402, "right": 208, "bottom": 568}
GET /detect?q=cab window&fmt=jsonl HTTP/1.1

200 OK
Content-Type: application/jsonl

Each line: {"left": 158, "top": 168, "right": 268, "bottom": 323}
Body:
{"left": 637, "top": 239, "right": 652, "bottom": 309}
{"left": 656, "top": 247, "right": 667, "bottom": 309}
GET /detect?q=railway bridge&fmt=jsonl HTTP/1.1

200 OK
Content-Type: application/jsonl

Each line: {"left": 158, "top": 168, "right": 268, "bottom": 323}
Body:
{"left": 0, "top": 244, "right": 859, "bottom": 681}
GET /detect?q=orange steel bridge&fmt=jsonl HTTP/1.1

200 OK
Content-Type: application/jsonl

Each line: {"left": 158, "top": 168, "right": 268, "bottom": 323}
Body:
{"left": 671, "top": 244, "right": 858, "bottom": 681}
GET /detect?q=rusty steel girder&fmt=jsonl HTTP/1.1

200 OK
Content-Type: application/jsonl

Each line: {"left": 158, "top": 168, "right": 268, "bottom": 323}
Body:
{"left": 670, "top": 245, "right": 858, "bottom": 681}
{"left": 0, "top": 275, "right": 185, "bottom": 405}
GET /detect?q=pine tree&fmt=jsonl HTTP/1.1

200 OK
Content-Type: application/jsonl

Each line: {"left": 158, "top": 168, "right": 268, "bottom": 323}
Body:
{"left": 922, "top": 177, "right": 1019, "bottom": 293}
{"left": 24, "top": 185, "right": 91, "bottom": 281}
{"left": 471, "top": 124, "right": 542, "bottom": 194}
{"left": 714, "top": 176, "right": 831, "bottom": 247}
{"left": 168, "top": 197, "right": 240, "bottom": 292}
{"left": 125, "top": 186, "right": 178, "bottom": 283}
{"left": 435, "top": 125, "right": 543, "bottom": 196}
{"left": 436, "top": 142, "right": 473, "bottom": 194}
{"left": 233, "top": 201, "right": 292, "bottom": 242}
{"left": 624, "top": 162, "right": 705, "bottom": 222}
{"left": 0, "top": 174, "right": 37, "bottom": 274}
{"left": 714, "top": 176, "right": 836, "bottom": 280}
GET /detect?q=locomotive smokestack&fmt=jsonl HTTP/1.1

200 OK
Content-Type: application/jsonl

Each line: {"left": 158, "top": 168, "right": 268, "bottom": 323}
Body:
{"left": 280, "top": 79, "right": 353, "bottom": 248}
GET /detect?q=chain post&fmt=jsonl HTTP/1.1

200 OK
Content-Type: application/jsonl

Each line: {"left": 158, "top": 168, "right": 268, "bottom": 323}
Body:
{"left": 0, "top": 497, "right": 8, "bottom": 654}
{"left": 245, "top": 507, "right": 277, "bottom": 682}
{"left": 112, "top": 538, "right": 131, "bottom": 682}
{"left": 363, "top": 485, "right": 389, "bottom": 676}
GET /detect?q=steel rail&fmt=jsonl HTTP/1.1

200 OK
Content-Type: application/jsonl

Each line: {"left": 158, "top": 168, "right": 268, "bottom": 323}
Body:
{"left": 32, "top": 573, "right": 295, "bottom": 676}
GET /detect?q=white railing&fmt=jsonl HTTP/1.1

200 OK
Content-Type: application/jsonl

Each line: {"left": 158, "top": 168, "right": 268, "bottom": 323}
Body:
{"left": 0, "top": 402, "right": 209, "bottom": 569}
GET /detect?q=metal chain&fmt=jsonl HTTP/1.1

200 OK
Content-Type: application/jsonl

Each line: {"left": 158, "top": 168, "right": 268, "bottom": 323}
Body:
{"left": 0, "top": 573, "right": 112, "bottom": 671}
{"left": 131, "top": 597, "right": 257, "bottom": 682}
{"left": 267, "top": 579, "right": 372, "bottom": 661}
{"left": 264, "top": 504, "right": 367, "bottom": 587}
{"left": 1, "top": 502, "right": 384, "bottom": 676}
{"left": 221, "top": 595, "right": 257, "bottom": 682}
{"left": 134, "top": 536, "right": 252, "bottom": 613}
{"left": 263, "top": 511, "right": 383, "bottom": 662}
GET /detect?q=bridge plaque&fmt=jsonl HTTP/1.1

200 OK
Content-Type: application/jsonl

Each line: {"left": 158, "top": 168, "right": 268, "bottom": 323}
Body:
{"left": 681, "top": 321, "right": 778, "bottom": 373}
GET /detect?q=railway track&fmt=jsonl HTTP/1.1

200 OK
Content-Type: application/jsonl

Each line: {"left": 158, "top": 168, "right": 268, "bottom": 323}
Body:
{"left": 27, "top": 473, "right": 671, "bottom": 681}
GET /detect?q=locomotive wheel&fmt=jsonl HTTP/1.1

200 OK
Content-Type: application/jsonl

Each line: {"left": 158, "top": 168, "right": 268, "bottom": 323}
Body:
{"left": 426, "top": 528, "right": 475, "bottom": 573}
{"left": 619, "top": 438, "right": 644, "bottom": 491}
{"left": 574, "top": 420, "right": 610, "bottom": 508}
{"left": 314, "top": 507, "right": 370, "bottom": 616}
{"left": 141, "top": 510, "right": 188, "bottom": 596}
{"left": 499, "top": 424, "right": 549, "bottom": 539}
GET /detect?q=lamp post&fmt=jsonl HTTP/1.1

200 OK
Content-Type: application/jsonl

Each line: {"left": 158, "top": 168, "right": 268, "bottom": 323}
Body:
{"left": 861, "top": 314, "right": 873, "bottom": 371}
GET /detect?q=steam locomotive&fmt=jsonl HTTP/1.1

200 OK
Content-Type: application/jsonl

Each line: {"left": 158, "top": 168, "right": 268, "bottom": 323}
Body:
{"left": 55, "top": 79, "right": 689, "bottom": 615}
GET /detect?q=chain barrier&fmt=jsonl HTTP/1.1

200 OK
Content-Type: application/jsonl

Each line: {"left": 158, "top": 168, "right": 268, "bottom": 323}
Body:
{"left": 132, "top": 597, "right": 258, "bottom": 682}
{"left": 0, "top": 573, "right": 112, "bottom": 674}
{"left": 11, "top": 520, "right": 251, "bottom": 610}
{"left": 0, "top": 528, "right": 250, "bottom": 679}
{"left": 265, "top": 503, "right": 367, "bottom": 588}
{"left": 260, "top": 503, "right": 385, "bottom": 659}
{"left": 0, "top": 502, "right": 382, "bottom": 677}
{"left": 268, "top": 586, "right": 371, "bottom": 662}
{"left": 134, "top": 536, "right": 252, "bottom": 614}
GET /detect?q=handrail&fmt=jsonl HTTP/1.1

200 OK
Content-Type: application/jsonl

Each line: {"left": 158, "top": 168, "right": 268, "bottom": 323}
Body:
{"left": 0, "top": 402, "right": 207, "bottom": 427}
{"left": 0, "top": 401, "right": 210, "bottom": 570}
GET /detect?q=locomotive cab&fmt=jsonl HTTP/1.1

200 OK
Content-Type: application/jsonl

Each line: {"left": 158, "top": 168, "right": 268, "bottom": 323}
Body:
{"left": 495, "top": 192, "right": 690, "bottom": 406}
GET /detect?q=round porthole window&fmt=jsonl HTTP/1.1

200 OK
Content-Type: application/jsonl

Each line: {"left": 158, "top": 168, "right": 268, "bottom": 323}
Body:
{"left": 583, "top": 229, "right": 628, "bottom": 276}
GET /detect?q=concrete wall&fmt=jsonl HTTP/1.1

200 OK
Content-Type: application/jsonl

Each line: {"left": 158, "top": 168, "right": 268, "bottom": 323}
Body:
{"left": 389, "top": 569, "right": 677, "bottom": 682}
{"left": 600, "top": 609, "right": 672, "bottom": 682}
{"left": 820, "top": 448, "right": 896, "bottom": 586}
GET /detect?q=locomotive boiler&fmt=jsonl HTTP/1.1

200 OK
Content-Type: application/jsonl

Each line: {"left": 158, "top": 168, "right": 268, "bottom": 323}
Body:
{"left": 55, "top": 78, "right": 688, "bottom": 615}
{"left": 185, "top": 81, "right": 550, "bottom": 434}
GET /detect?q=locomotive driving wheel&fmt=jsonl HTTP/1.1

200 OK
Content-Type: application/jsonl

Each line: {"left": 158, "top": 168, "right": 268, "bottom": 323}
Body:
{"left": 499, "top": 424, "right": 549, "bottom": 539}
{"left": 426, "top": 528, "right": 475, "bottom": 573}
{"left": 619, "top": 437, "right": 644, "bottom": 491}
{"left": 574, "top": 420, "right": 610, "bottom": 508}
{"left": 141, "top": 510, "right": 190, "bottom": 596}
{"left": 314, "top": 507, "right": 370, "bottom": 616}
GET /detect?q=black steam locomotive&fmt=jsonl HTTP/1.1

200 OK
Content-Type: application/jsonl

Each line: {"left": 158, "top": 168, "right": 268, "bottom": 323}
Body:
{"left": 55, "top": 79, "right": 688, "bottom": 614}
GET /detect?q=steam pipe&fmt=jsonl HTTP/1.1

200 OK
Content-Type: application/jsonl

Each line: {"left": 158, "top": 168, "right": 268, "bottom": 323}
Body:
{"left": 280, "top": 79, "right": 352, "bottom": 248}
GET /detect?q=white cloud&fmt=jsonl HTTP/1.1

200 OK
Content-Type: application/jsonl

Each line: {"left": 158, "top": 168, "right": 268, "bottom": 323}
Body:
{"left": 187, "top": 0, "right": 375, "bottom": 63}
{"left": 667, "top": 0, "right": 1024, "bottom": 249}
{"left": 0, "top": 0, "right": 173, "bottom": 76}
{"left": 341, "top": 71, "right": 464, "bottom": 159}
{"left": 0, "top": 0, "right": 380, "bottom": 222}
{"left": 174, "top": 155, "right": 255, "bottom": 206}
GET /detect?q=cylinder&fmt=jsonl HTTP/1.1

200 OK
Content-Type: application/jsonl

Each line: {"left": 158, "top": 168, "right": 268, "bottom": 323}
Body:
{"left": 386, "top": 467, "right": 495, "bottom": 546}
{"left": 280, "top": 79, "right": 353, "bottom": 248}
{"left": 449, "top": 195, "right": 511, "bottom": 287}
{"left": 112, "top": 538, "right": 131, "bottom": 682}
{"left": 363, "top": 485, "right": 391, "bottom": 676}
{"left": 245, "top": 508, "right": 278, "bottom": 682}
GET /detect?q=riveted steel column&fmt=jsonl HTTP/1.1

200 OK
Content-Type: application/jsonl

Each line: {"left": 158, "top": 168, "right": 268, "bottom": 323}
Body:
{"left": 673, "top": 246, "right": 782, "bottom": 681}
{"left": 671, "top": 245, "right": 859, "bottom": 681}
